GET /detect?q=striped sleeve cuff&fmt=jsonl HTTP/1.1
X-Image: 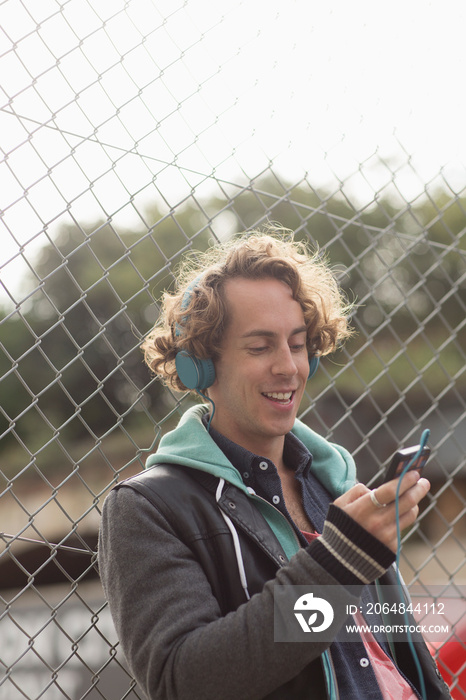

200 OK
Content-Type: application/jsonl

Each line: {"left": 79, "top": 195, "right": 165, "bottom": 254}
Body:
{"left": 307, "top": 505, "right": 395, "bottom": 585}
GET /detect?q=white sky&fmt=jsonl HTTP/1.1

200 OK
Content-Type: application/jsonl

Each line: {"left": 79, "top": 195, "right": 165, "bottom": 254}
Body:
{"left": 1, "top": 0, "right": 466, "bottom": 306}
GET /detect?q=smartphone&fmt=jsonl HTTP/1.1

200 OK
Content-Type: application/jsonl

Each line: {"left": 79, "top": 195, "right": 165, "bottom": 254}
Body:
{"left": 383, "top": 444, "right": 431, "bottom": 483}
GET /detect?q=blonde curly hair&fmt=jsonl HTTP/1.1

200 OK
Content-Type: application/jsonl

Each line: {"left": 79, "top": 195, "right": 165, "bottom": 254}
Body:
{"left": 141, "top": 230, "right": 354, "bottom": 392}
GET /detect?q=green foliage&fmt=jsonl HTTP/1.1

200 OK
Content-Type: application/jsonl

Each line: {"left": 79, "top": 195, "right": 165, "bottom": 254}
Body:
{"left": 1, "top": 177, "right": 465, "bottom": 478}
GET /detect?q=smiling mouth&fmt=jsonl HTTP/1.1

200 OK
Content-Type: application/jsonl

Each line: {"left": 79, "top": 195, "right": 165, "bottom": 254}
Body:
{"left": 262, "top": 391, "right": 294, "bottom": 404}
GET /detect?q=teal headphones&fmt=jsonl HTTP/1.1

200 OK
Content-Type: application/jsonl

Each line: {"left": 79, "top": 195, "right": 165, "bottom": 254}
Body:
{"left": 175, "top": 277, "right": 320, "bottom": 391}
{"left": 175, "top": 350, "right": 319, "bottom": 391}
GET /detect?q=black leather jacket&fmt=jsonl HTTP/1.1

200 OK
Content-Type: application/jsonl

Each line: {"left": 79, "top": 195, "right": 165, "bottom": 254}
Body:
{"left": 98, "top": 463, "right": 451, "bottom": 700}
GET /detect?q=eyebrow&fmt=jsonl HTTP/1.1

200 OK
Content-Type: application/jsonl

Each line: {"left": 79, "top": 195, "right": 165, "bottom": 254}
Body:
{"left": 240, "top": 326, "right": 307, "bottom": 339}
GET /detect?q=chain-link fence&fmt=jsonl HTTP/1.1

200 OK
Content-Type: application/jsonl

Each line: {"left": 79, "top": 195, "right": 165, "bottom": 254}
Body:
{"left": 1, "top": 1, "right": 466, "bottom": 698}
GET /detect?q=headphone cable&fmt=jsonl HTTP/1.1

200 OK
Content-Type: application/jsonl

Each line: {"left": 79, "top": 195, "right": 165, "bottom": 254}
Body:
{"left": 394, "top": 428, "right": 430, "bottom": 700}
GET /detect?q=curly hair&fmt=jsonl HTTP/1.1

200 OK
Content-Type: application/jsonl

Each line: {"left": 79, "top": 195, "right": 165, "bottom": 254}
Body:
{"left": 141, "top": 229, "right": 354, "bottom": 392}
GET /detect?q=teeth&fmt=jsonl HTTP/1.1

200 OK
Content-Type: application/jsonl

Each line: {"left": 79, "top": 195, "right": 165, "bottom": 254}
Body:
{"left": 264, "top": 391, "right": 293, "bottom": 400}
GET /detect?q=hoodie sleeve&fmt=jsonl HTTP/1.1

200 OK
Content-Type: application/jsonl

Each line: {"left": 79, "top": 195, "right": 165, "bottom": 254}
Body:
{"left": 309, "top": 504, "right": 395, "bottom": 585}
{"left": 98, "top": 485, "right": 387, "bottom": 700}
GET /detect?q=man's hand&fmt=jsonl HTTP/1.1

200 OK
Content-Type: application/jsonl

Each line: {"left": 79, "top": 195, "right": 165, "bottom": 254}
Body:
{"left": 333, "top": 470, "right": 430, "bottom": 552}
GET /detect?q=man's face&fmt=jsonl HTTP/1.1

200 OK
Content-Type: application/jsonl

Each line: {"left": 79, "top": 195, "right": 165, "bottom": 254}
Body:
{"left": 209, "top": 276, "right": 309, "bottom": 456}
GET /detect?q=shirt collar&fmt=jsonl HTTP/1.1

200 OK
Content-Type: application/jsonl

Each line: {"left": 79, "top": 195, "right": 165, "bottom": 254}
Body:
{"left": 203, "top": 415, "right": 312, "bottom": 483}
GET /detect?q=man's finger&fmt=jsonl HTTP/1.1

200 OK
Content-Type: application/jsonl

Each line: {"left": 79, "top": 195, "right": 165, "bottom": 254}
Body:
{"left": 374, "top": 469, "right": 422, "bottom": 507}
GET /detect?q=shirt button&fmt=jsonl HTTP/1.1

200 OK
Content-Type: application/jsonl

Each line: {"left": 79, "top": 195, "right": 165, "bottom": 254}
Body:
{"left": 359, "top": 658, "right": 369, "bottom": 668}
{"left": 272, "top": 495, "right": 280, "bottom": 505}
{"left": 243, "top": 472, "right": 250, "bottom": 479}
{"left": 259, "top": 461, "right": 268, "bottom": 470}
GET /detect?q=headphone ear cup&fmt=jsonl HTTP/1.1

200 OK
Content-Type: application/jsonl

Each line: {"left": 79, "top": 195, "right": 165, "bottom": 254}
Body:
{"left": 175, "top": 350, "right": 216, "bottom": 390}
{"left": 308, "top": 355, "right": 320, "bottom": 379}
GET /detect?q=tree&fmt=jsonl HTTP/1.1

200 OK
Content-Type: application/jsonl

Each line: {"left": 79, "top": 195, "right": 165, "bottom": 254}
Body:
{"left": 1, "top": 175, "right": 464, "bottom": 476}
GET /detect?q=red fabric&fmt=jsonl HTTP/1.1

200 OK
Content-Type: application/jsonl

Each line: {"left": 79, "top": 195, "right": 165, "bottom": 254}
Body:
{"left": 301, "top": 530, "right": 320, "bottom": 543}
{"left": 353, "top": 611, "right": 418, "bottom": 699}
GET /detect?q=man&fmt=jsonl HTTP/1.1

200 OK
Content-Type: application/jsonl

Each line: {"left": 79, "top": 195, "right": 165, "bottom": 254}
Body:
{"left": 98, "top": 232, "right": 450, "bottom": 699}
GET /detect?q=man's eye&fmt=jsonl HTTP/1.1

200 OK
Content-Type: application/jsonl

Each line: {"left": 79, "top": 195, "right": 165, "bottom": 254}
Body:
{"left": 249, "top": 346, "right": 267, "bottom": 353}
{"left": 291, "top": 344, "right": 306, "bottom": 352}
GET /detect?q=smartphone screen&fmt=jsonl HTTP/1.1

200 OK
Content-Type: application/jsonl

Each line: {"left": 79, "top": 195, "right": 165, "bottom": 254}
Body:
{"left": 383, "top": 445, "right": 431, "bottom": 483}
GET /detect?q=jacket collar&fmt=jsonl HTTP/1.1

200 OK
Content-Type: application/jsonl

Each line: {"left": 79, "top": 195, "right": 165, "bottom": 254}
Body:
{"left": 146, "top": 404, "right": 357, "bottom": 498}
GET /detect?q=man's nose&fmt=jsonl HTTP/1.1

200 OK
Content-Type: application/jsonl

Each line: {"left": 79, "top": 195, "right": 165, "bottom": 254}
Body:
{"left": 272, "top": 346, "right": 298, "bottom": 376}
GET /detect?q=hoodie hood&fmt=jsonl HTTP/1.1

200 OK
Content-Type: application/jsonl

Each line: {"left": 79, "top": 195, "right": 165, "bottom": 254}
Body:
{"left": 145, "top": 404, "right": 356, "bottom": 498}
